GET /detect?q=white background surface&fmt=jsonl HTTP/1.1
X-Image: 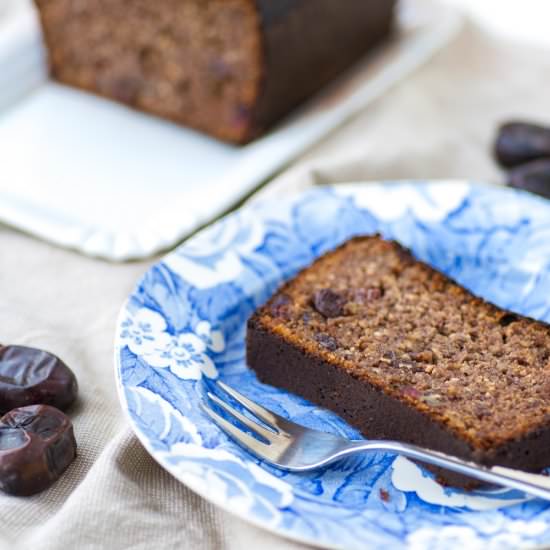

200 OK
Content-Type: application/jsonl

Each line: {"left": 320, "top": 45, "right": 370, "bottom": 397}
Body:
{"left": 441, "top": 0, "right": 550, "bottom": 47}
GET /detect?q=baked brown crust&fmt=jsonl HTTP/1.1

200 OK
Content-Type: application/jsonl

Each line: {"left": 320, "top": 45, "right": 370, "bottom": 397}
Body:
{"left": 247, "top": 236, "right": 550, "bottom": 479}
{"left": 33, "top": 0, "right": 396, "bottom": 143}
{"left": 246, "top": 0, "right": 397, "bottom": 141}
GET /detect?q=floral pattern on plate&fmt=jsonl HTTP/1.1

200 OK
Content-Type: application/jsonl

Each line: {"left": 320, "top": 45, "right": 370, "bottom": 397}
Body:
{"left": 115, "top": 181, "right": 550, "bottom": 549}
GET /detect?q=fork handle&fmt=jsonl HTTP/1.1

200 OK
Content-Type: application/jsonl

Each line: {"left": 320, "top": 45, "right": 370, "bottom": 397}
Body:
{"left": 349, "top": 440, "right": 550, "bottom": 500}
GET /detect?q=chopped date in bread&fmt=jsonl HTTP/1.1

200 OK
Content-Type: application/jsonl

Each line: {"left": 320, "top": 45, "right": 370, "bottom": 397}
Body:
{"left": 312, "top": 289, "right": 346, "bottom": 318}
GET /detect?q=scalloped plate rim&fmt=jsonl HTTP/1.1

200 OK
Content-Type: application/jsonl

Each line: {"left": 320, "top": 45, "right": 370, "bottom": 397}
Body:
{"left": 114, "top": 179, "right": 550, "bottom": 550}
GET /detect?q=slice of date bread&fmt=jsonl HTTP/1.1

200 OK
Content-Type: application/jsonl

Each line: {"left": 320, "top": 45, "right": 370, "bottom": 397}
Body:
{"left": 247, "top": 236, "right": 550, "bottom": 484}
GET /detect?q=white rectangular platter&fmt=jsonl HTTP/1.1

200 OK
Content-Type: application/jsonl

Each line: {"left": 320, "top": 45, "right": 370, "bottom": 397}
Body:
{"left": 0, "top": 0, "right": 461, "bottom": 260}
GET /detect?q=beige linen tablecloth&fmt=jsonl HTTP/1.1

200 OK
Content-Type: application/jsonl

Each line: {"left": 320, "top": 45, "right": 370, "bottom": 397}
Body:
{"left": 1, "top": 20, "right": 550, "bottom": 550}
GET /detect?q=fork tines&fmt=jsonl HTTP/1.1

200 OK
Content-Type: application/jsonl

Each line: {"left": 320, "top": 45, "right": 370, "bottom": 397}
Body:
{"left": 200, "top": 380, "right": 287, "bottom": 459}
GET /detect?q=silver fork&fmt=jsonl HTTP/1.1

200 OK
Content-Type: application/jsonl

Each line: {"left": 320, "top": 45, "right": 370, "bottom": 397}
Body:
{"left": 201, "top": 380, "right": 550, "bottom": 500}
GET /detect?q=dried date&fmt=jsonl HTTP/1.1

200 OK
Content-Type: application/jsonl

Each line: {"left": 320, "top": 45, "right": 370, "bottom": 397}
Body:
{"left": 0, "top": 405, "right": 76, "bottom": 496}
{"left": 495, "top": 121, "right": 550, "bottom": 168}
{"left": 0, "top": 346, "right": 78, "bottom": 414}
{"left": 507, "top": 159, "right": 550, "bottom": 199}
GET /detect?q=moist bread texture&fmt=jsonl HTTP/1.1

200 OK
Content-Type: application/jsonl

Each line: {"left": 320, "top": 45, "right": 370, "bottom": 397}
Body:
{"left": 33, "top": 0, "right": 396, "bottom": 143}
{"left": 247, "top": 236, "right": 550, "bottom": 483}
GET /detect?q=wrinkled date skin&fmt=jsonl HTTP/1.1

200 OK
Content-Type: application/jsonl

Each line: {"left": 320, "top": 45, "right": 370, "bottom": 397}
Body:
{"left": 0, "top": 405, "right": 77, "bottom": 496}
{"left": 495, "top": 121, "right": 550, "bottom": 168}
{"left": 0, "top": 345, "right": 78, "bottom": 414}
{"left": 312, "top": 289, "right": 346, "bottom": 318}
{"left": 508, "top": 159, "right": 550, "bottom": 199}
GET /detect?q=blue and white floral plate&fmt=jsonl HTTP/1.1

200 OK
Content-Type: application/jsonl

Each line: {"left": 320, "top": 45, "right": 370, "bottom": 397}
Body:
{"left": 115, "top": 181, "right": 550, "bottom": 550}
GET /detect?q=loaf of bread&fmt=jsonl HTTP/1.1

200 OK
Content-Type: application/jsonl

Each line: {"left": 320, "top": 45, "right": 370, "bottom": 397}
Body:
{"left": 247, "top": 236, "right": 550, "bottom": 486}
{"left": 33, "top": 0, "right": 396, "bottom": 143}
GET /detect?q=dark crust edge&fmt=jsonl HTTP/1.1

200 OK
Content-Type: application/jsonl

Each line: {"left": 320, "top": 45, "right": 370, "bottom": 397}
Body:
{"left": 242, "top": 0, "right": 397, "bottom": 142}
{"left": 246, "top": 235, "right": 550, "bottom": 483}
